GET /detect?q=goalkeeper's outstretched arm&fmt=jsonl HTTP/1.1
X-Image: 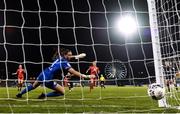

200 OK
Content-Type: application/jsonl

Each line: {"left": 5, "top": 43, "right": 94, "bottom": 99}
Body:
{"left": 68, "top": 68, "right": 86, "bottom": 78}
{"left": 68, "top": 68, "right": 92, "bottom": 79}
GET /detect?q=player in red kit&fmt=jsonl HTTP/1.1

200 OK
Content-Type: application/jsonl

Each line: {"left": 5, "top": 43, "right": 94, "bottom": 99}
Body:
{"left": 86, "top": 61, "right": 100, "bottom": 92}
{"left": 16, "top": 65, "right": 25, "bottom": 91}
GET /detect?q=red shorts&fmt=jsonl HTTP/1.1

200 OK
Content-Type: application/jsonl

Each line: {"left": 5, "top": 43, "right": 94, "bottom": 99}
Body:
{"left": 18, "top": 77, "right": 24, "bottom": 83}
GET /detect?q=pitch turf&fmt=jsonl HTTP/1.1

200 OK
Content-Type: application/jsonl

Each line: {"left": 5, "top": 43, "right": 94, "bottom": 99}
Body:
{"left": 0, "top": 86, "right": 179, "bottom": 113}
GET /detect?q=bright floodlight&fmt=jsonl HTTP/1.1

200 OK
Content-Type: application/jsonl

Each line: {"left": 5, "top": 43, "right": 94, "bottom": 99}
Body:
{"left": 115, "top": 15, "right": 137, "bottom": 35}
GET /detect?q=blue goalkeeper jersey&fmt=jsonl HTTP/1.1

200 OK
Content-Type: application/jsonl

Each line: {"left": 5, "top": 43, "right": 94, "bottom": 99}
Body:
{"left": 37, "top": 57, "right": 71, "bottom": 81}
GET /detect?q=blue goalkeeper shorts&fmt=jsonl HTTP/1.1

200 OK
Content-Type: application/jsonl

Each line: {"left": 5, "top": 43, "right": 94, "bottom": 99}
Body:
{"left": 37, "top": 70, "right": 58, "bottom": 90}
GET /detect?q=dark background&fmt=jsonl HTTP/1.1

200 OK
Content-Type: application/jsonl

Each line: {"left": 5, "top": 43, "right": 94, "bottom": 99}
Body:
{"left": 0, "top": 0, "right": 155, "bottom": 85}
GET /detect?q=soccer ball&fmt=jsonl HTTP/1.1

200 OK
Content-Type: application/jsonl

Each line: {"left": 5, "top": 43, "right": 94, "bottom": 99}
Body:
{"left": 147, "top": 83, "right": 165, "bottom": 100}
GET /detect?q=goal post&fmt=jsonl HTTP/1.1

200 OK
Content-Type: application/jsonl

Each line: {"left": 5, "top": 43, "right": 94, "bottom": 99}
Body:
{"left": 147, "top": 0, "right": 167, "bottom": 107}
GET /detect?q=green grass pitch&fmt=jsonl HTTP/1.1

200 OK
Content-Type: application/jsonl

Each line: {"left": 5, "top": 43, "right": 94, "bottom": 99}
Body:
{"left": 0, "top": 86, "right": 179, "bottom": 113}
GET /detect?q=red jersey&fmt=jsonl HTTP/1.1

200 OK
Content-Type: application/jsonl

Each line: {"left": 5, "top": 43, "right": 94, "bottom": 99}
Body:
{"left": 89, "top": 66, "right": 99, "bottom": 75}
{"left": 17, "top": 69, "right": 24, "bottom": 79}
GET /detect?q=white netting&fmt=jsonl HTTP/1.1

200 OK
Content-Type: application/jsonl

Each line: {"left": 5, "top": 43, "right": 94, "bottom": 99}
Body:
{"left": 0, "top": 0, "right": 179, "bottom": 113}
{"left": 153, "top": 0, "right": 180, "bottom": 108}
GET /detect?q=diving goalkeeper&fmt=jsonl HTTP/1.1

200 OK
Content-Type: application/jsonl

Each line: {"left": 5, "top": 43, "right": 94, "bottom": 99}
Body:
{"left": 16, "top": 48, "right": 90, "bottom": 99}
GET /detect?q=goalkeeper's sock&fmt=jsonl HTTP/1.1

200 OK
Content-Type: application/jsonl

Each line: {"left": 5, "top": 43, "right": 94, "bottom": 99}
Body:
{"left": 20, "top": 84, "right": 34, "bottom": 95}
{"left": 46, "top": 92, "right": 64, "bottom": 97}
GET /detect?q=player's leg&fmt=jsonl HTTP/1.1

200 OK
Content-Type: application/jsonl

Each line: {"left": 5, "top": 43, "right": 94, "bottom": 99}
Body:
{"left": 100, "top": 81, "right": 103, "bottom": 88}
{"left": 38, "top": 82, "right": 64, "bottom": 99}
{"left": 167, "top": 83, "right": 170, "bottom": 92}
{"left": 69, "top": 81, "right": 73, "bottom": 91}
{"left": 19, "top": 79, "right": 24, "bottom": 91}
{"left": 103, "top": 81, "right": 105, "bottom": 88}
{"left": 95, "top": 77, "right": 98, "bottom": 87}
{"left": 93, "top": 78, "right": 95, "bottom": 88}
{"left": 174, "top": 83, "right": 178, "bottom": 91}
{"left": 47, "top": 84, "right": 65, "bottom": 97}
{"left": 19, "top": 80, "right": 22, "bottom": 91}
{"left": 90, "top": 78, "right": 94, "bottom": 92}
{"left": 16, "top": 80, "right": 40, "bottom": 98}
{"left": 16, "top": 71, "right": 47, "bottom": 98}
{"left": 17, "top": 79, "right": 21, "bottom": 91}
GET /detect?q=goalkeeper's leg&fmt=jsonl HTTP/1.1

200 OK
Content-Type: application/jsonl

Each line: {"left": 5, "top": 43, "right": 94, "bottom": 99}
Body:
{"left": 46, "top": 84, "right": 64, "bottom": 97}
{"left": 16, "top": 81, "right": 40, "bottom": 98}
{"left": 38, "top": 83, "right": 64, "bottom": 99}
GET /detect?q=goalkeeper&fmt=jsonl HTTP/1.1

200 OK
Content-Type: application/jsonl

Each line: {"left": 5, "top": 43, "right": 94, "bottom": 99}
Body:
{"left": 16, "top": 48, "right": 89, "bottom": 99}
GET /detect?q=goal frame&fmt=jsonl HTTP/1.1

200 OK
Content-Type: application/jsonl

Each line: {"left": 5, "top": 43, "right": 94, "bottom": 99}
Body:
{"left": 147, "top": 0, "right": 167, "bottom": 107}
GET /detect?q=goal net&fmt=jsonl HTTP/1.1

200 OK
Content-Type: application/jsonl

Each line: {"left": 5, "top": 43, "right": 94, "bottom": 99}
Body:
{"left": 0, "top": 0, "right": 179, "bottom": 113}
{"left": 150, "top": 0, "right": 180, "bottom": 108}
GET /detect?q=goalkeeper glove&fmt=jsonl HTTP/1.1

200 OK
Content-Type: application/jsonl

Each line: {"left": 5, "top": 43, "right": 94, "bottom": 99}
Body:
{"left": 81, "top": 74, "right": 90, "bottom": 79}
{"left": 75, "top": 53, "right": 86, "bottom": 59}
{"left": 81, "top": 75, "right": 95, "bottom": 79}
